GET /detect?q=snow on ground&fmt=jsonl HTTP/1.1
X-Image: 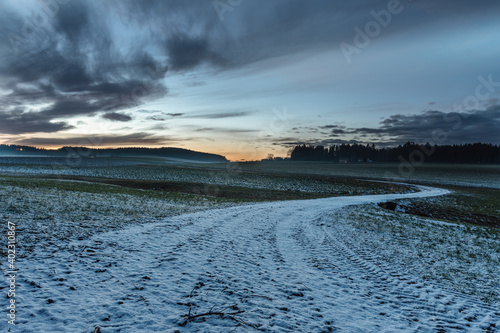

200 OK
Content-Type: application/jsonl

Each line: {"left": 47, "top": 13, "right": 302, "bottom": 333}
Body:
{"left": 331, "top": 203, "right": 500, "bottom": 304}
{"left": 0, "top": 160, "right": 411, "bottom": 195}
{"left": 5, "top": 185, "right": 500, "bottom": 332}
{"left": 0, "top": 181, "right": 238, "bottom": 258}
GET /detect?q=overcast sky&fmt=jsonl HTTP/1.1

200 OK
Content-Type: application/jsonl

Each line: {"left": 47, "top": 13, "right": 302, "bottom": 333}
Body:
{"left": 0, "top": 0, "right": 499, "bottom": 160}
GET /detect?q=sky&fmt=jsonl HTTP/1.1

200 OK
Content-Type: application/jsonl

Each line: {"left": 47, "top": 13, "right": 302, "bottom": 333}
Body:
{"left": 0, "top": 0, "right": 499, "bottom": 161}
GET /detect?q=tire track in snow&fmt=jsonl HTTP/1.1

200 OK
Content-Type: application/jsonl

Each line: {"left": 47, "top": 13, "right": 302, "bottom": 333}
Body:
{"left": 273, "top": 185, "right": 499, "bottom": 332}
{"left": 10, "top": 184, "right": 500, "bottom": 332}
{"left": 307, "top": 222, "right": 498, "bottom": 331}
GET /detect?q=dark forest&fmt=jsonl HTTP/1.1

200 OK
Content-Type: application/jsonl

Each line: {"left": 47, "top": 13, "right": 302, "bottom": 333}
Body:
{"left": 289, "top": 142, "right": 500, "bottom": 164}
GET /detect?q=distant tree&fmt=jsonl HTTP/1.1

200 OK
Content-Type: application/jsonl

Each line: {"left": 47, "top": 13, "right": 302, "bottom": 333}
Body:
{"left": 288, "top": 142, "right": 500, "bottom": 164}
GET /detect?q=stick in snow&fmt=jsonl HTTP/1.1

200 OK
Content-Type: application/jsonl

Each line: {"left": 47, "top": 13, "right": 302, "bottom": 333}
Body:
{"left": 179, "top": 309, "right": 244, "bottom": 326}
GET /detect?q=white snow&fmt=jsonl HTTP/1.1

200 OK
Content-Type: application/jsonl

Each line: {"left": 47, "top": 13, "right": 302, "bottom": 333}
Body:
{"left": 5, "top": 184, "right": 500, "bottom": 332}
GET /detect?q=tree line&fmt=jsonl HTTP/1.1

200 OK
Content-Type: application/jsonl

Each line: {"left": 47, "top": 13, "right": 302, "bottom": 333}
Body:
{"left": 289, "top": 142, "right": 500, "bottom": 164}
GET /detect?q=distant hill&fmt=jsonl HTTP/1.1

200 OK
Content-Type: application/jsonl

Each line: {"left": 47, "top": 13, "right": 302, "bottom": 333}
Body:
{"left": 0, "top": 144, "right": 228, "bottom": 163}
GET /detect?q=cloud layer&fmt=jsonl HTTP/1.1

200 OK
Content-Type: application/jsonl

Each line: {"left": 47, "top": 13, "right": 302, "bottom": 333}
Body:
{"left": 277, "top": 106, "right": 500, "bottom": 147}
{"left": 0, "top": 0, "right": 499, "bottom": 151}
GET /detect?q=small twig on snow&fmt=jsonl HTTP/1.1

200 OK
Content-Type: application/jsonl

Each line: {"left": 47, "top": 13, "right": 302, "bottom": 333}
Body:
{"left": 179, "top": 308, "right": 245, "bottom": 326}
{"left": 229, "top": 316, "right": 265, "bottom": 331}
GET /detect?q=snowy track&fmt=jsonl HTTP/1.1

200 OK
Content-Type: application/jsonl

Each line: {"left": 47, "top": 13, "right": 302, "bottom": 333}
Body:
{"left": 10, "top": 185, "right": 500, "bottom": 332}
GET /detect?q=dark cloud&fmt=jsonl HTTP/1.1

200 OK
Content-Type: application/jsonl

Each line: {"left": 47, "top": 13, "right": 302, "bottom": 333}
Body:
{"left": 193, "top": 0, "right": 500, "bottom": 67}
{"left": 284, "top": 106, "right": 500, "bottom": 147}
{"left": 194, "top": 127, "right": 258, "bottom": 134}
{"left": 186, "top": 111, "right": 254, "bottom": 119}
{"left": 146, "top": 112, "right": 185, "bottom": 121}
{"left": 1, "top": 0, "right": 499, "bottom": 142}
{"left": 146, "top": 115, "right": 167, "bottom": 121}
{"left": 0, "top": 108, "right": 74, "bottom": 134}
{"left": 0, "top": 0, "right": 168, "bottom": 135}
{"left": 147, "top": 124, "right": 168, "bottom": 131}
{"left": 167, "top": 34, "right": 228, "bottom": 70}
{"left": 319, "top": 125, "right": 348, "bottom": 136}
{"left": 146, "top": 115, "right": 168, "bottom": 121}
{"left": 41, "top": 99, "right": 103, "bottom": 118}
{"left": 52, "top": 63, "right": 92, "bottom": 92}
{"left": 352, "top": 106, "right": 500, "bottom": 144}
{"left": 54, "top": 0, "right": 89, "bottom": 43}
{"left": 102, "top": 112, "right": 133, "bottom": 122}
{"left": 12, "top": 132, "right": 174, "bottom": 147}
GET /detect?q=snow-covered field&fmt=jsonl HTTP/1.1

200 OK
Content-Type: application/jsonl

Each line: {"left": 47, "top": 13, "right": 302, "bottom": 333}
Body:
{"left": 236, "top": 162, "right": 500, "bottom": 190}
{"left": 0, "top": 160, "right": 411, "bottom": 196}
{"left": 0, "top": 180, "right": 238, "bottom": 257}
{"left": 5, "top": 184, "right": 499, "bottom": 332}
